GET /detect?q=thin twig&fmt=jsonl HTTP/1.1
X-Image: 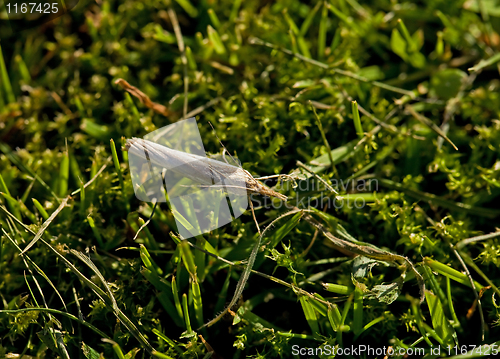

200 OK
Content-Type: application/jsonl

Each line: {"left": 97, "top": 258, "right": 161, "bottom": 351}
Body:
{"left": 406, "top": 105, "right": 458, "bottom": 151}
{"left": 133, "top": 200, "right": 158, "bottom": 240}
{"left": 114, "top": 79, "right": 170, "bottom": 117}
{"left": 21, "top": 196, "right": 71, "bottom": 255}
{"left": 71, "top": 159, "right": 110, "bottom": 195}
{"left": 185, "top": 97, "right": 222, "bottom": 119}
{"left": 455, "top": 230, "right": 500, "bottom": 250}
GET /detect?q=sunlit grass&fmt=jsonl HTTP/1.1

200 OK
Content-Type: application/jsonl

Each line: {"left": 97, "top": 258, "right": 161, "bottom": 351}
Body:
{"left": 1, "top": 0, "right": 500, "bottom": 357}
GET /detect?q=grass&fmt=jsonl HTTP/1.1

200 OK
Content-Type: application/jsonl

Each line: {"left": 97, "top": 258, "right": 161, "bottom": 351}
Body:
{"left": 1, "top": 0, "right": 500, "bottom": 358}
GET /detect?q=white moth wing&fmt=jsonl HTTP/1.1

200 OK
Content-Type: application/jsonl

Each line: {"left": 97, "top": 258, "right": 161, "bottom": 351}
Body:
{"left": 127, "top": 117, "right": 248, "bottom": 239}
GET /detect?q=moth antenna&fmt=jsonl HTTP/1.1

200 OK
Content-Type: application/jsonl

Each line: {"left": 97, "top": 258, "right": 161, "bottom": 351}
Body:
{"left": 208, "top": 121, "right": 240, "bottom": 168}
{"left": 222, "top": 148, "right": 230, "bottom": 165}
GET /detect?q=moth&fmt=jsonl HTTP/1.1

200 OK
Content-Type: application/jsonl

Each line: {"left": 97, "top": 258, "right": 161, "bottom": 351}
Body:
{"left": 125, "top": 138, "right": 287, "bottom": 200}
{"left": 125, "top": 117, "right": 286, "bottom": 239}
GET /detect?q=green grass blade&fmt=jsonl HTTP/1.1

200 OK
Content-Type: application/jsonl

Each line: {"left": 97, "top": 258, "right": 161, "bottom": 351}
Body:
{"left": 229, "top": 0, "right": 242, "bottom": 21}
{"left": 152, "top": 351, "right": 175, "bottom": 359}
{"left": 445, "top": 277, "right": 460, "bottom": 328}
{"left": 299, "top": 296, "right": 320, "bottom": 335}
{"left": 185, "top": 46, "right": 197, "bottom": 71}
{"left": 191, "top": 280, "right": 204, "bottom": 329}
{"left": 397, "top": 19, "right": 416, "bottom": 53}
{"left": 352, "top": 286, "right": 363, "bottom": 335}
{"left": 410, "top": 298, "right": 435, "bottom": 346}
{"left": 81, "top": 342, "right": 101, "bottom": 359}
{"left": 317, "top": 3, "right": 328, "bottom": 60}
{"left": 67, "top": 149, "right": 89, "bottom": 192}
{"left": 79, "top": 183, "right": 86, "bottom": 217}
{"left": 357, "top": 315, "right": 387, "bottom": 339}
{"left": 140, "top": 266, "right": 171, "bottom": 292}
{"left": 20, "top": 178, "right": 35, "bottom": 204}
{"left": 81, "top": 119, "right": 110, "bottom": 141}
{"left": 425, "top": 290, "right": 458, "bottom": 347}
{"left": 141, "top": 268, "right": 183, "bottom": 327}
{"left": 0, "top": 191, "right": 22, "bottom": 221}
{"left": 207, "top": 9, "right": 220, "bottom": 29}
{"left": 106, "top": 339, "right": 126, "bottom": 359}
{"left": 288, "top": 28, "right": 299, "bottom": 54}
{"left": 327, "top": 303, "right": 342, "bottom": 331}
{"left": 323, "top": 283, "right": 353, "bottom": 295}
{"left": 283, "top": 8, "right": 300, "bottom": 34}
{"left": 275, "top": 331, "right": 318, "bottom": 340}
{"left": 337, "top": 296, "right": 352, "bottom": 346}
{"left": 0, "top": 172, "right": 11, "bottom": 196}
{"left": 152, "top": 329, "right": 184, "bottom": 355}
{"left": 194, "top": 236, "right": 206, "bottom": 281}
{"left": 17, "top": 198, "right": 36, "bottom": 223}
{"left": 179, "top": 240, "right": 197, "bottom": 279}
{"left": 468, "top": 52, "right": 500, "bottom": 72}
{"left": 140, "top": 244, "right": 163, "bottom": 276}
{"left": 351, "top": 100, "right": 363, "bottom": 139}
{"left": 171, "top": 276, "right": 184, "bottom": 321}
{"left": 123, "top": 92, "right": 140, "bottom": 118}
{"left": 157, "top": 292, "right": 185, "bottom": 327}
{"left": 110, "top": 139, "right": 125, "bottom": 194}
{"left": 181, "top": 293, "right": 195, "bottom": 337}
{"left": 58, "top": 152, "right": 69, "bottom": 197}
{"left": 422, "top": 264, "right": 448, "bottom": 309}
{"left": 330, "top": 27, "right": 341, "bottom": 52}
{"left": 308, "top": 294, "right": 328, "bottom": 317}
{"left": 424, "top": 258, "right": 483, "bottom": 289}
{"left": 207, "top": 25, "right": 226, "bottom": 55}
{"left": 87, "top": 214, "right": 104, "bottom": 247}
{"left": 300, "top": 2, "right": 322, "bottom": 37}
{"left": 297, "top": 35, "right": 312, "bottom": 60}
{"left": 0, "top": 43, "right": 15, "bottom": 104}
{"left": 174, "top": 0, "right": 198, "bottom": 17}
